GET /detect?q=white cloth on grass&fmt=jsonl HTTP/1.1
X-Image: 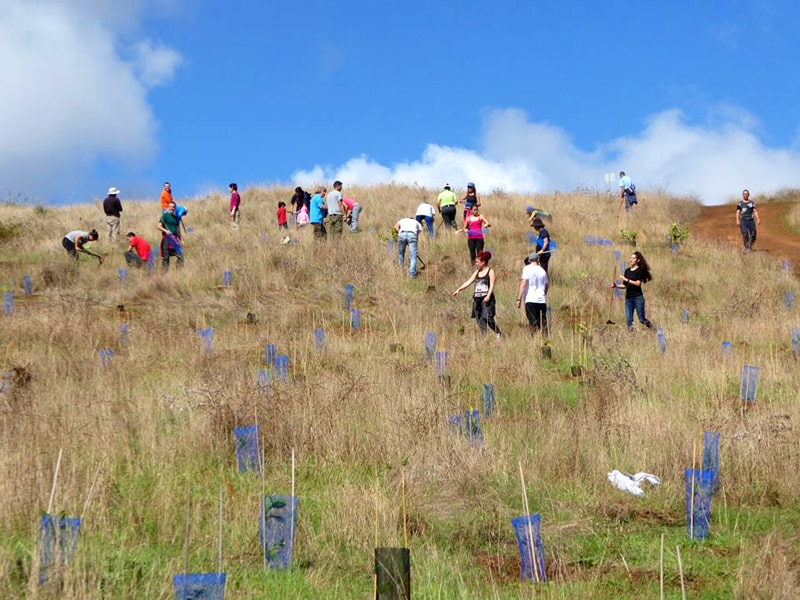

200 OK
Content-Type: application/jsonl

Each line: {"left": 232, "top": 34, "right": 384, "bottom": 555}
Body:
{"left": 607, "top": 470, "right": 661, "bottom": 497}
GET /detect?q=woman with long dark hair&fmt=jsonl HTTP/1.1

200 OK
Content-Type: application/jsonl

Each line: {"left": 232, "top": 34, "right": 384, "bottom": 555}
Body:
{"left": 613, "top": 251, "right": 653, "bottom": 330}
{"left": 453, "top": 250, "right": 502, "bottom": 338}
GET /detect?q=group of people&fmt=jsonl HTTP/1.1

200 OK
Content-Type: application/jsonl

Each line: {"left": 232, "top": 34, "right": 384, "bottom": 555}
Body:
{"left": 64, "top": 176, "right": 770, "bottom": 335}
{"left": 64, "top": 182, "right": 188, "bottom": 271}
{"left": 287, "top": 182, "right": 362, "bottom": 238}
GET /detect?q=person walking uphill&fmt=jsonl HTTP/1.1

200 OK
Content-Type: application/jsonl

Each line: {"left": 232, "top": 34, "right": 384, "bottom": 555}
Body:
{"left": 394, "top": 216, "right": 422, "bottom": 277}
{"left": 460, "top": 205, "right": 490, "bottom": 265}
{"left": 619, "top": 171, "right": 638, "bottom": 212}
{"left": 229, "top": 183, "right": 241, "bottom": 227}
{"left": 613, "top": 251, "right": 653, "bottom": 331}
{"left": 157, "top": 202, "right": 183, "bottom": 270}
{"left": 460, "top": 182, "right": 481, "bottom": 221}
{"left": 531, "top": 217, "right": 552, "bottom": 273}
{"left": 453, "top": 250, "right": 502, "bottom": 338}
{"left": 103, "top": 187, "right": 123, "bottom": 241}
{"left": 437, "top": 183, "right": 458, "bottom": 230}
{"left": 160, "top": 182, "right": 173, "bottom": 210}
{"left": 736, "top": 189, "right": 761, "bottom": 251}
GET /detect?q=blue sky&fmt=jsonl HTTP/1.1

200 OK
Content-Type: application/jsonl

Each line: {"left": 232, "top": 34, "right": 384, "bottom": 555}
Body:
{"left": 3, "top": 0, "right": 800, "bottom": 205}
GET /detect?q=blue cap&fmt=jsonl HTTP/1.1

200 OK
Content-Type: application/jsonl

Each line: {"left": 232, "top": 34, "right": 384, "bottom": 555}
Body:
{"left": 467, "top": 182, "right": 475, "bottom": 188}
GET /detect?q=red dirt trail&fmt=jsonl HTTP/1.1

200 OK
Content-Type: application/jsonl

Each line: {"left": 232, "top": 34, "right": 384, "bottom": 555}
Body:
{"left": 692, "top": 202, "right": 800, "bottom": 268}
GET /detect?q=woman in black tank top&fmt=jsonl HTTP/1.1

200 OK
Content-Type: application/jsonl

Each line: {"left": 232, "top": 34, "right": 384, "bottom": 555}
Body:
{"left": 452, "top": 250, "right": 502, "bottom": 338}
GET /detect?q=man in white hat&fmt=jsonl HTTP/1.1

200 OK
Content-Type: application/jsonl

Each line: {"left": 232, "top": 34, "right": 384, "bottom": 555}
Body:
{"left": 103, "top": 187, "right": 123, "bottom": 242}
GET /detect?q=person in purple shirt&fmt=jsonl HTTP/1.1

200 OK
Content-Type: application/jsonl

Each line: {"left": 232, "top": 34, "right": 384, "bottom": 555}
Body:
{"left": 229, "top": 183, "right": 241, "bottom": 227}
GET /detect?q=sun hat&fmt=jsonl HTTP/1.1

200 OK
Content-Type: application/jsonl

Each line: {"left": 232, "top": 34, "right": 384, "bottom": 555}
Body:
{"left": 108, "top": 187, "right": 120, "bottom": 195}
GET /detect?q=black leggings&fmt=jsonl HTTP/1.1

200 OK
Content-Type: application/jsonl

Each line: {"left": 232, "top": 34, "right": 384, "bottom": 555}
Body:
{"left": 467, "top": 238, "right": 484, "bottom": 264}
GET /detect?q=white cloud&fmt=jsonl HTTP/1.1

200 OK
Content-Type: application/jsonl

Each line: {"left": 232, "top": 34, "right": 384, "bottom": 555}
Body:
{"left": 294, "top": 106, "right": 800, "bottom": 205}
{"left": 0, "top": 0, "right": 181, "bottom": 202}
{"left": 132, "top": 40, "right": 184, "bottom": 87}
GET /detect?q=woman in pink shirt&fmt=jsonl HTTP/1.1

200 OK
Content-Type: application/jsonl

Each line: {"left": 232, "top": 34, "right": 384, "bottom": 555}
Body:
{"left": 229, "top": 183, "right": 241, "bottom": 227}
{"left": 341, "top": 197, "right": 362, "bottom": 232}
{"left": 460, "top": 205, "right": 490, "bottom": 265}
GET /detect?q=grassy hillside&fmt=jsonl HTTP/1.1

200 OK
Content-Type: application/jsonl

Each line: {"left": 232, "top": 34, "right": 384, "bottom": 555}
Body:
{"left": 1, "top": 185, "right": 799, "bottom": 599}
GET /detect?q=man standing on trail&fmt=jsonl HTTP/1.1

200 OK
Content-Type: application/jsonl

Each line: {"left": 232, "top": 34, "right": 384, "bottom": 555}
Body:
{"left": 326, "top": 181, "right": 345, "bottom": 237}
{"left": 736, "top": 189, "right": 761, "bottom": 251}
{"left": 619, "top": 171, "right": 637, "bottom": 212}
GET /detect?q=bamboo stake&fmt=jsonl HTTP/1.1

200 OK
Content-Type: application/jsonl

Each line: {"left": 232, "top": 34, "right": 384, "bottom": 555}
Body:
{"left": 690, "top": 443, "right": 697, "bottom": 539}
{"left": 259, "top": 443, "right": 267, "bottom": 572}
{"left": 518, "top": 461, "right": 540, "bottom": 583}
{"left": 216, "top": 483, "right": 224, "bottom": 575}
{"left": 620, "top": 553, "right": 632, "bottom": 583}
{"left": 402, "top": 470, "right": 408, "bottom": 548}
{"left": 659, "top": 533, "right": 664, "bottom": 600}
{"left": 80, "top": 463, "right": 103, "bottom": 522}
{"left": 47, "top": 448, "right": 63, "bottom": 515}
{"left": 676, "top": 545, "right": 686, "bottom": 600}
{"left": 290, "top": 447, "right": 296, "bottom": 570}
{"left": 374, "top": 478, "right": 379, "bottom": 600}
{"left": 183, "top": 492, "right": 192, "bottom": 578}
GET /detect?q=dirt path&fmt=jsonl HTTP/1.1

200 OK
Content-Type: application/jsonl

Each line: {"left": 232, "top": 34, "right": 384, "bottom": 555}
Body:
{"left": 692, "top": 202, "right": 800, "bottom": 267}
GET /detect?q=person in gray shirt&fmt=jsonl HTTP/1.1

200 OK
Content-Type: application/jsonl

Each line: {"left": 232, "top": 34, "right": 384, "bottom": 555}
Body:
{"left": 326, "top": 180, "right": 345, "bottom": 238}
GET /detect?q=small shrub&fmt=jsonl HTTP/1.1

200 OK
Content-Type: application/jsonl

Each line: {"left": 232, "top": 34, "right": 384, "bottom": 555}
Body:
{"left": 668, "top": 222, "right": 691, "bottom": 245}
{"left": 0, "top": 221, "right": 21, "bottom": 243}
{"left": 620, "top": 228, "right": 638, "bottom": 246}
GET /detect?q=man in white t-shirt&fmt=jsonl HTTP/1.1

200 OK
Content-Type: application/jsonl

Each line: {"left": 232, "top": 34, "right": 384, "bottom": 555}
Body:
{"left": 517, "top": 253, "right": 549, "bottom": 333}
{"left": 415, "top": 201, "right": 436, "bottom": 239}
{"left": 394, "top": 217, "right": 423, "bottom": 277}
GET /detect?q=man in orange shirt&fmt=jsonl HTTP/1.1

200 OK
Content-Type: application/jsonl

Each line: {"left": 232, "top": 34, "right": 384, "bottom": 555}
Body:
{"left": 160, "top": 182, "right": 173, "bottom": 210}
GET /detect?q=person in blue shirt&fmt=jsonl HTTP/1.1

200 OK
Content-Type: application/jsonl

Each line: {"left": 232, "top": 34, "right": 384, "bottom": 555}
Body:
{"left": 531, "top": 218, "right": 552, "bottom": 274}
{"left": 309, "top": 187, "right": 328, "bottom": 239}
{"left": 618, "top": 171, "right": 638, "bottom": 212}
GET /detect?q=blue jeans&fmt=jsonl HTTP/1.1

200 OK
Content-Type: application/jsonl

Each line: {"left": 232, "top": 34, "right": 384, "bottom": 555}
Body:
{"left": 416, "top": 215, "right": 434, "bottom": 238}
{"left": 397, "top": 232, "right": 418, "bottom": 276}
{"left": 740, "top": 219, "right": 756, "bottom": 249}
{"left": 625, "top": 295, "right": 651, "bottom": 329}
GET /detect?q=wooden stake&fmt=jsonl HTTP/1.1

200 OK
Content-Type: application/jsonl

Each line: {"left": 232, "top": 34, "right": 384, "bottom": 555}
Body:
{"left": 676, "top": 545, "right": 686, "bottom": 600}
{"left": 374, "top": 478, "right": 379, "bottom": 600}
{"left": 47, "top": 448, "right": 63, "bottom": 515}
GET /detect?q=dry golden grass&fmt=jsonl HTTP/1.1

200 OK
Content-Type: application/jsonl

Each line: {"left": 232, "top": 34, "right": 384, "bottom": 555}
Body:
{"left": 0, "top": 185, "right": 799, "bottom": 598}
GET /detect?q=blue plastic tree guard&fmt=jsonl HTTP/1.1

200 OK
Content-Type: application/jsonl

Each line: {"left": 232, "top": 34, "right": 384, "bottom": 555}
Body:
{"left": 583, "top": 236, "right": 613, "bottom": 246}
{"left": 222, "top": 270, "right": 232, "bottom": 288}
{"left": 99, "top": 348, "right": 114, "bottom": 367}
{"left": 482, "top": 384, "right": 495, "bottom": 418}
{"left": 173, "top": 572, "right": 226, "bottom": 600}
{"left": 4, "top": 291, "right": 13, "bottom": 315}
{"left": 198, "top": 328, "right": 213, "bottom": 353}
{"left": 784, "top": 291, "right": 794, "bottom": 309}
{"left": 423, "top": 332, "right": 436, "bottom": 365}
{"left": 793, "top": 328, "right": 800, "bottom": 356}
{"left": 257, "top": 369, "right": 272, "bottom": 396}
{"left": 1, "top": 372, "right": 12, "bottom": 393}
{"left": 259, "top": 494, "right": 299, "bottom": 570}
{"left": 118, "top": 268, "right": 127, "bottom": 286}
{"left": 314, "top": 329, "right": 326, "bottom": 352}
{"left": 23, "top": 275, "right": 32, "bottom": 295}
{"left": 264, "top": 343, "right": 277, "bottom": 366}
{"left": 682, "top": 309, "right": 689, "bottom": 323}
{"left": 386, "top": 239, "right": 394, "bottom": 257}
{"left": 233, "top": 425, "right": 260, "bottom": 473}
{"left": 119, "top": 323, "right": 129, "bottom": 346}
{"left": 38, "top": 513, "right": 81, "bottom": 585}
{"left": 739, "top": 365, "right": 760, "bottom": 403}
{"left": 435, "top": 351, "right": 448, "bottom": 378}
{"left": 147, "top": 251, "right": 156, "bottom": 272}
{"left": 722, "top": 341, "right": 732, "bottom": 355}
{"left": 344, "top": 284, "right": 355, "bottom": 310}
{"left": 526, "top": 231, "right": 536, "bottom": 245}
{"left": 275, "top": 355, "right": 289, "bottom": 382}
{"left": 350, "top": 309, "right": 360, "bottom": 330}
{"left": 446, "top": 410, "right": 483, "bottom": 445}
{"left": 657, "top": 327, "right": 666, "bottom": 354}
{"left": 613, "top": 250, "right": 621, "bottom": 261}
{"left": 511, "top": 514, "right": 546, "bottom": 582}
{"left": 684, "top": 469, "right": 714, "bottom": 539}
{"left": 702, "top": 431, "right": 721, "bottom": 492}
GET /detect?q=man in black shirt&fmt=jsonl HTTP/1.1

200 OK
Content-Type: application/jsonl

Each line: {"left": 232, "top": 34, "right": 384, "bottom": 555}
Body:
{"left": 103, "top": 187, "right": 123, "bottom": 241}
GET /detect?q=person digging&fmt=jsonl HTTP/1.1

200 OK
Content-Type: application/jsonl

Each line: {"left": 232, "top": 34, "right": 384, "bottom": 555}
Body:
{"left": 62, "top": 229, "right": 105, "bottom": 263}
